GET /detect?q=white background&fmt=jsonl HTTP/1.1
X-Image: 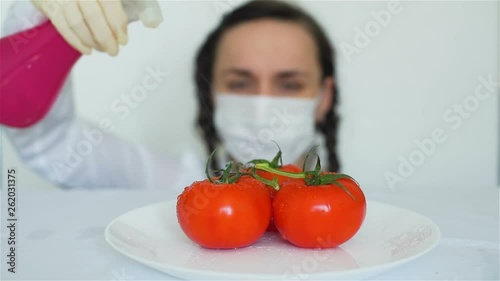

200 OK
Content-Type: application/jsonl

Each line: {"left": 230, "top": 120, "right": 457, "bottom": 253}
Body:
{"left": 1, "top": 0, "right": 498, "bottom": 190}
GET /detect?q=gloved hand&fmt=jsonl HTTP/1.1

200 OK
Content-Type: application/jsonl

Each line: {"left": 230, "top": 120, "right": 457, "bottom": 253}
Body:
{"left": 122, "top": 0, "right": 163, "bottom": 28}
{"left": 31, "top": 0, "right": 163, "bottom": 56}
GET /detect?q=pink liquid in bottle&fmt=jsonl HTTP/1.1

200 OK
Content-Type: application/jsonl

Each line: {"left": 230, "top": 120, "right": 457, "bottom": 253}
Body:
{"left": 0, "top": 21, "right": 81, "bottom": 128}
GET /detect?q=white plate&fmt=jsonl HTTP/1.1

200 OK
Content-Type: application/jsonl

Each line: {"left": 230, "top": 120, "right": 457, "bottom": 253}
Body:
{"left": 105, "top": 200, "right": 440, "bottom": 280}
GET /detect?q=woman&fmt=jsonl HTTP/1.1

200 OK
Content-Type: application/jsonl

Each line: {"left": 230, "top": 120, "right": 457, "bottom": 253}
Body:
{"left": 2, "top": 0, "right": 340, "bottom": 189}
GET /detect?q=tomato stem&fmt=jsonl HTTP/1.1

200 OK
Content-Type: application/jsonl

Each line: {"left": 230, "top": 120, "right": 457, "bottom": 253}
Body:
{"left": 253, "top": 155, "right": 358, "bottom": 201}
{"left": 254, "top": 163, "right": 307, "bottom": 179}
{"left": 251, "top": 167, "right": 280, "bottom": 191}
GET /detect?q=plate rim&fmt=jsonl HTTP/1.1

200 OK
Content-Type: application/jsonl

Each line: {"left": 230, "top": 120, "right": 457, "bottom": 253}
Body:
{"left": 104, "top": 200, "right": 441, "bottom": 280}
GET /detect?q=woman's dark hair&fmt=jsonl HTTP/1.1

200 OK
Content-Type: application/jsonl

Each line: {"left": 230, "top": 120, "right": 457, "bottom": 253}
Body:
{"left": 195, "top": 0, "right": 340, "bottom": 171}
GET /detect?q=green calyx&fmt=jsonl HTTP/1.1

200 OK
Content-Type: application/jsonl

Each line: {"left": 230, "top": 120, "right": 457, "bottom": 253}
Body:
{"left": 205, "top": 149, "right": 245, "bottom": 184}
{"left": 248, "top": 142, "right": 284, "bottom": 169}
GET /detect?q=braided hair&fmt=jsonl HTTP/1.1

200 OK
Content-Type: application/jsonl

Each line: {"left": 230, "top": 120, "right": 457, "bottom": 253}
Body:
{"left": 194, "top": 0, "right": 340, "bottom": 171}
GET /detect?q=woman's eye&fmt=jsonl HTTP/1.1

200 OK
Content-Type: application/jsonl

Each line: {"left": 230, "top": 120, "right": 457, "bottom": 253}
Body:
{"left": 227, "top": 80, "right": 249, "bottom": 90}
{"left": 281, "top": 81, "right": 303, "bottom": 91}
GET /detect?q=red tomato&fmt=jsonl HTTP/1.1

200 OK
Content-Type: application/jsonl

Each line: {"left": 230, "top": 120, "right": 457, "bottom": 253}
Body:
{"left": 273, "top": 175, "right": 366, "bottom": 248}
{"left": 176, "top": 176, "right": 272, "bottom": 249}
{"left": 255, "top": 164, "right": 302, "bottom": 232}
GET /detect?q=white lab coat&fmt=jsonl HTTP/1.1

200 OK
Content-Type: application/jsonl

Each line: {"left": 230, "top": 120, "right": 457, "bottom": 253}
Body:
{"left": 2, "top": 2, "right": 207, "bottom": 189}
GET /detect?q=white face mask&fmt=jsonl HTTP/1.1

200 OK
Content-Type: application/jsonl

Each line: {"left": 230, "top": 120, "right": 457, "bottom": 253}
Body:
{"left": 214, "top": 94, "right": 318, "bottom": 164}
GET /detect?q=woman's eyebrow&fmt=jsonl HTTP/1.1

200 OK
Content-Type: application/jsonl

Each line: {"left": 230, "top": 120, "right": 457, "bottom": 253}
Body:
{"left": 222, "top": 68, "right": 253, "bottom": 78}
{"left": 221, "top": 69, "right": 310, "bottom": 79}
{"left": 276, "top": 71, "right": 310, "bottom": 79}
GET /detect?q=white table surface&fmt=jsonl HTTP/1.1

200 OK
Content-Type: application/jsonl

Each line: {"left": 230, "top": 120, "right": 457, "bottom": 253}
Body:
{"left": 1, "top": 186, "right": 498, "bottom": 281}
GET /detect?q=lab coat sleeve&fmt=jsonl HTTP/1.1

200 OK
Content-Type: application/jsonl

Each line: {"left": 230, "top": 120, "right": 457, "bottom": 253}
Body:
{"left": 2, "top": 1, "right": 190, "bottom": 190}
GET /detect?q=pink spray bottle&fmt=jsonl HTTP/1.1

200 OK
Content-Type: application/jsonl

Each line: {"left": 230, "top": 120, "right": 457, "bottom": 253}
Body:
{"left": 0, "top": 21, "right": 81, "bottom": 128}
{"left": 0, "top": 1, "right": 163, "bottom": 128}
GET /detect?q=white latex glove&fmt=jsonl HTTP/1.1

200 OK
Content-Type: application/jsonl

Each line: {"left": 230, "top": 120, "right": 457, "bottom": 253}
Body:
{"left": 122, "top": 0, "right": 163, "bottom": 28}
{"left": 31, "top": 0, "right": 163, "bottom": 56}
